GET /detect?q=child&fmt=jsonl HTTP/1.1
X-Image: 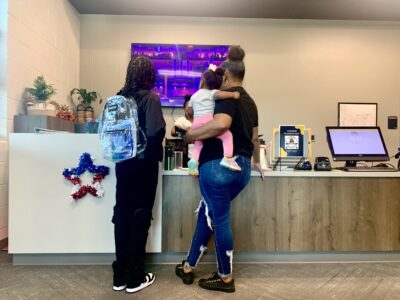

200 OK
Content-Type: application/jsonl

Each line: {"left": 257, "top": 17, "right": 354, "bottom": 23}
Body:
{"left": 187, "top": 65, "right": 241, "bottom": 176}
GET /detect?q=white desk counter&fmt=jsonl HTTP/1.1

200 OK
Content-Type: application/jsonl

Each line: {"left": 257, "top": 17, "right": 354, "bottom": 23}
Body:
{"left": 9, "top": 133, "right": 162, "bottom": 254}
{"left": 8, "top": 133, "right": 400, "bottom": 261}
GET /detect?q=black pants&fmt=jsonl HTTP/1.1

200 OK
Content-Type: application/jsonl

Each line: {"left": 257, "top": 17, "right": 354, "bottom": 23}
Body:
{"left": 112, "top": 157, "right": 159, "bottom": 285}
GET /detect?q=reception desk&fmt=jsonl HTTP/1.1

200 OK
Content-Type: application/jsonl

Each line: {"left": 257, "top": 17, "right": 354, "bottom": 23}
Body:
{"left": 162, "top": 170, "right": 400, "bottom": 253}
{"left": 8, "top": 133, "right": 400, "bottom": 264}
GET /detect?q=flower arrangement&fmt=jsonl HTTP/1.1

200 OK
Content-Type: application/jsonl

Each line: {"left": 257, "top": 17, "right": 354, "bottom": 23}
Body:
{"left": 56, "top": 105, "right": 76, "bottom": 122}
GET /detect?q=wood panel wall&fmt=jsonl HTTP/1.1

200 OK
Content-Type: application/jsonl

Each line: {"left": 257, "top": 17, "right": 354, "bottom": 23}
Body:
{"left": 162, "top": 176, "right": 400, "bottom": 252}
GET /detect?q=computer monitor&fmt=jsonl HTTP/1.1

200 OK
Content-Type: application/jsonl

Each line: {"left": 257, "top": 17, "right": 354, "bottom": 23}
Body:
{"left": 326, "top": 126, "right": 389, "bottom": 166}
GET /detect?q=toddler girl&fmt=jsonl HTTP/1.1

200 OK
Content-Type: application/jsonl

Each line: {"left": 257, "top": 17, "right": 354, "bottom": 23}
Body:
{"left": 187, "top": 65, "right": 240, "bottom": 176}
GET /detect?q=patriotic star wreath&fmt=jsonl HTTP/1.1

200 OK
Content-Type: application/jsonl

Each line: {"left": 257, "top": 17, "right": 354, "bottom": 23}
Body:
{"left": 63, "top": 152, "right": 110, "bottom": 201}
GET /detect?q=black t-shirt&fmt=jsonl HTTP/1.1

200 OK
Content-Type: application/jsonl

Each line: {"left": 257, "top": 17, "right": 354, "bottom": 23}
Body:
{"left": 199, "top": 86, "right": 258, "bottom": 165}
{"left": 118, "top": 88, "right": 166, "bottom": 161}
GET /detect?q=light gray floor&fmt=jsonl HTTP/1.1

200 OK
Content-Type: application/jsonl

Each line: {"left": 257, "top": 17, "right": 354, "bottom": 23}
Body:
{"left": 2, "top": 251, "right": 400, "bottom": 300}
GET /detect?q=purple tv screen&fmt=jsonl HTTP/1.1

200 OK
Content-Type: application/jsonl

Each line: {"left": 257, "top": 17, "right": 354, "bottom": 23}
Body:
{"left": 329, "top": 129, "right": 386, "bottom": 155}
{"left": 131, "top": 43, "right": 229, "bottom": 107}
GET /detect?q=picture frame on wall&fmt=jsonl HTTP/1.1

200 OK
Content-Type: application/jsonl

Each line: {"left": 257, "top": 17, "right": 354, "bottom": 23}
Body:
{"left": 338, "top": 102, "right": 378, "bottom": 127}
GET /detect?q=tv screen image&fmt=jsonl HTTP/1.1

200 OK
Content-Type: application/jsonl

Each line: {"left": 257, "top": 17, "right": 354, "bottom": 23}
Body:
{"left": 326, "top": 127, "right": 389, "bottom": 163}
{"left": 131, "top": 43, "right": 229, "bottom": 107}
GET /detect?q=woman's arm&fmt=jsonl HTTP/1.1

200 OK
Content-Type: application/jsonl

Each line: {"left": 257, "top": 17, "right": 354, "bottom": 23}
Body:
{"left": 251, "top": 127, "right": 265, "bottom": 180}
{"left": 252, "top": 127, "right": 260, "bottom": 164}
{"left": 184, "top": 113, "right": 232, "bottom": 143}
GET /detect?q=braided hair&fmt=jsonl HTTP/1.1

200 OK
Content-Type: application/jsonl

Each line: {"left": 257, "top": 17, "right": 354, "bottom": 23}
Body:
{"left": 122, "top": 56, "right": 156, "bottom": 92}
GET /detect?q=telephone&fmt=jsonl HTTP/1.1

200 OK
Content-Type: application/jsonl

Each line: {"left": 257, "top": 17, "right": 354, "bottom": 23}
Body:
{"left": 294, "top": 157, "right": 312, "bottom": 171}
{"left": 314, "top": 157, "right": 332, "bottom": 171}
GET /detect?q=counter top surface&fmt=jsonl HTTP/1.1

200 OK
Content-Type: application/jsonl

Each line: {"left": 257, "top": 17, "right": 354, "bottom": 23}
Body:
{"left": 163, "top": 169, "right": 400, "bottom": 178}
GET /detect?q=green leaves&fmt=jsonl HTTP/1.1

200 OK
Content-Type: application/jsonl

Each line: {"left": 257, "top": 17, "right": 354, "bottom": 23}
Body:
{"left": 25, "top": 76, "right": 56, "bottom": 101}
{"left": 70, "top": 88, "right": 102, "bottom": 106}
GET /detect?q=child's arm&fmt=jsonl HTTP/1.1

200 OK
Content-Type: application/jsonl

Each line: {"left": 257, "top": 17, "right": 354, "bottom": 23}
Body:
{"left": 185, "top": 106, "right": 194, "bottom": 122}
{"left": 213, "top": 90, "right": 240, "bottom": 101}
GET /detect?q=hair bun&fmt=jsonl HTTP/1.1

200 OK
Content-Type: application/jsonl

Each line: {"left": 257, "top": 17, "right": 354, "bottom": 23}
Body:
{"left": 227, "top": 46, "right": 245, "bottom": 61}
{"left": 214, "top": 67, "right": 225, "bottom": 77}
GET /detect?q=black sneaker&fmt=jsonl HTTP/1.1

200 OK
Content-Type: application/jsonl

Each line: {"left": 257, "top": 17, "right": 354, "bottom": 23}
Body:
{"left": 198, "top": 272, "right": 235, "bottom": 293}
{"left": 113, "top": 280, "right": 126, "bottom": 291}
{"left": 175, "top": 261, "right": 194, "bottom": 284}
{"left": 112, "top": 261, "right": 126, "bottom": 291}
{"left": 126, "top": 273, "right": 155, "bottom": 293}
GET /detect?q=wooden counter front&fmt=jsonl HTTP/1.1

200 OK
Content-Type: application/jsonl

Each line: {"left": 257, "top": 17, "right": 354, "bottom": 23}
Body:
{"left": 162, "top": 173, "right": 400, "bottom": 252}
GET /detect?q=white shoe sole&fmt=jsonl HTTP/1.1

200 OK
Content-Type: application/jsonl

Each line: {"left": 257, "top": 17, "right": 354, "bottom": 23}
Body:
{"left": 220, "top": 162, "right": 241, "bottom": 171}
{"left": 113, "top": 285, "right": 126, "bottom": 291}
{"left": 126, "top": 273, "right": 155, "bottom": 293}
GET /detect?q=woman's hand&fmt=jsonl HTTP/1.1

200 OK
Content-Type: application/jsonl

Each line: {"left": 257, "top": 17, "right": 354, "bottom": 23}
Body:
{"left": 183, "top": 129, "right": 195, "bottom": 144}
{"left": 252, "top": 162, "right": 265, "bottom": 181}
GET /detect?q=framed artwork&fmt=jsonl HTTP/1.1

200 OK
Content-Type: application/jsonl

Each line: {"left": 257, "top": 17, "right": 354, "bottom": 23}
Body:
{"left": 338, "top": 102, "right": 377, "bottom": 127}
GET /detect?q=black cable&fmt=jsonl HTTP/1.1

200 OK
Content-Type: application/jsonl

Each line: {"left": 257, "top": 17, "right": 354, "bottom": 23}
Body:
{"left": 170, "top": 107, "right": 175, "bottom": 122}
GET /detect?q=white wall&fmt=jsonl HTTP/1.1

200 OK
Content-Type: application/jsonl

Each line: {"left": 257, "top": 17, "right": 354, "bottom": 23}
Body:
{"left": 0, "top": 0, "right": 8, "bottom": 241}
{"left": 2, "top": 0, "right": 81, "bottom": 240}
{"left": 80, "top": 15, "right": 400, "bottom": 161}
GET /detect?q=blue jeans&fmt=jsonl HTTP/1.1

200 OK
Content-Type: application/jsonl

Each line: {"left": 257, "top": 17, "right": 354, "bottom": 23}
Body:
{"left": 185, "top": 155, "right": 251, "bottom": 277}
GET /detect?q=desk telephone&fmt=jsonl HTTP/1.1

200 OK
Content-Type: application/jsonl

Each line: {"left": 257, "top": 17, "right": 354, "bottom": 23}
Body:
{"left": 314, "top": 157, "right": 332, "bottom": 171}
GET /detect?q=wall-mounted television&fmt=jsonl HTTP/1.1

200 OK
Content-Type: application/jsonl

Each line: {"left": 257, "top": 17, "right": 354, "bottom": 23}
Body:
{"left": 131, "top": 43, "right": 229, "bottom": 108}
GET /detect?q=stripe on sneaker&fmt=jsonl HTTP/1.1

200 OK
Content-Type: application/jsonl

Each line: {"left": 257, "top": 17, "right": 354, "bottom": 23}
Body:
{"left": 125, "top": 273, "right": 155, "bottom": 293}
{"left": 112, "top": 285, "right": 126, "bottom": 291}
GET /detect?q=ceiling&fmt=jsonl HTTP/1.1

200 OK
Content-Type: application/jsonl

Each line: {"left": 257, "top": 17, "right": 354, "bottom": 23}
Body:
{"left": 68, "top": 0, "right": 400, "bottom": 21}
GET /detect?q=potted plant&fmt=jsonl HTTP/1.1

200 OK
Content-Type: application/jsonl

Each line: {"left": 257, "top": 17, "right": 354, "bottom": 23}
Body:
{"left": 25, "top": 76, "right": 57, "bottom": 116}
{"left": 70, "top": 88, "right": 102, "bottom": 123}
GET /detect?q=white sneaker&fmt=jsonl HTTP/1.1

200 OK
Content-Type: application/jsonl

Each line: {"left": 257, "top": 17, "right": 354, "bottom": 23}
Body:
{"left": 220, "top": 157, "right": 241, "bottom": 171}
{"left": 112, "top": 284, "right": 126, "bottom": 291}
{"left": 126, "top": 273, "right": 155, "bottom": 293}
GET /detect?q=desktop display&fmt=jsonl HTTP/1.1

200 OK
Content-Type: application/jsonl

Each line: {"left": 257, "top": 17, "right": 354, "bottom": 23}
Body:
{"left": 131, "top": 43, "right": 229, "bottom": 107}
{"left": 326, "top": 127, "right": 389, "bottom": 163}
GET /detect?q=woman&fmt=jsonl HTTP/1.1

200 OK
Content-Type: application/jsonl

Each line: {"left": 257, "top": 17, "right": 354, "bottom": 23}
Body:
{"left": 112, "top": 56, "right": 166, "bottom": 293}
{"left": 176, "top": 46, "right": 263, "bottom": 293}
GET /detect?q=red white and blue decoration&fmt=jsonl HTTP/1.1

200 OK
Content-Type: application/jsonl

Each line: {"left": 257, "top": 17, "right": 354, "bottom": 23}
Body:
{"left": 63, "top": 152, "right": 110, "bottom": 201}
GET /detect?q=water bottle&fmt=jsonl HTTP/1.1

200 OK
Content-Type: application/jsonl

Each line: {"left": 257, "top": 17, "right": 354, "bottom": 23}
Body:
{"left": 164, "top": 146, "right": 172, "bottom": 170}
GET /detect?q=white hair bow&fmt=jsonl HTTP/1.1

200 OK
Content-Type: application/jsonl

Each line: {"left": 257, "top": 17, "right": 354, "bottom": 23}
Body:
{"left": 208, "top": 64, "right": 217, "bottom": 72}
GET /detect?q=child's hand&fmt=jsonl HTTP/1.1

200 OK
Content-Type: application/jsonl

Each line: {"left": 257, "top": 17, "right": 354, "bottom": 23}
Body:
{"left": 233, "top": 91, "right": 240, "bottom": 99}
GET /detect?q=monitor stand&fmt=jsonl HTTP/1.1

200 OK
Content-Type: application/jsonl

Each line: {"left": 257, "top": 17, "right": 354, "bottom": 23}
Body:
{"left": 345, "top": 160, "right": 357, "bottom": 167}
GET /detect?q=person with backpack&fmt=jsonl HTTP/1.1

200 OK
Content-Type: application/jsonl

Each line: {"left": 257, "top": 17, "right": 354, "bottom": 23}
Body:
{"left": 111, "top": 56, "right": 165, "bottom": 293}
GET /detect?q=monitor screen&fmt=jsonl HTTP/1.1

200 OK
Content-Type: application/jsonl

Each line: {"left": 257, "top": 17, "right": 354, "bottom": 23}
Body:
{"left": 131, "top": 43, "right": 229, "bottom": 107}
{"left": 326, "top": 127, "right": 389, "bottom": 162}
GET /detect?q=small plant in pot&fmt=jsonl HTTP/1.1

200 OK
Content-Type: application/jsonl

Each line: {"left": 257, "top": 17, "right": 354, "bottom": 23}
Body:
{"left": 25, "top": 76, "right": 57, "bottom": 116}
{"left": 70, "top": 88, "right": 102, "bottom": 123}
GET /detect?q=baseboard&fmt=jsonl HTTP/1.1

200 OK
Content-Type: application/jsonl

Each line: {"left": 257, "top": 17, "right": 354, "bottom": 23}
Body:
{"left": 11, "top": 251, "right": 400, "bottom": 265}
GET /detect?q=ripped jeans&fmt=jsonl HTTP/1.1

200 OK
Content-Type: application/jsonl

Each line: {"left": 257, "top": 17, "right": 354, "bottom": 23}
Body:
{"left": 112, "top": 157, "right": 159, "bottom": 285}
{"left": 185, "top": 155, "right": 251, "bottom": 277}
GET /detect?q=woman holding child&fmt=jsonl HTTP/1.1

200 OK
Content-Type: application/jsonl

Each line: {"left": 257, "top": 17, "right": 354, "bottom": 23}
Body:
{"left": 176, "top": 45, "right": 263, "bottom": 293}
